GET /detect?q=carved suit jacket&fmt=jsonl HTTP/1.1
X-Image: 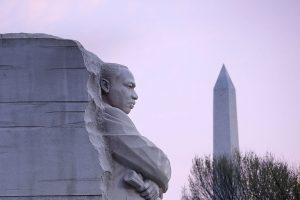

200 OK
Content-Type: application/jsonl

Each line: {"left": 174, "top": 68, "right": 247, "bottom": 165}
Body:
{"left": 101, "top": 104, "right": 171, "bottom": 199}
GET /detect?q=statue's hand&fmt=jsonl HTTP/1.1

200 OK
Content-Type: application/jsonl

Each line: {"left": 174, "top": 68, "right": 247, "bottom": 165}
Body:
{"left": 140, "top": 179, "right": 160, "bottom": 200}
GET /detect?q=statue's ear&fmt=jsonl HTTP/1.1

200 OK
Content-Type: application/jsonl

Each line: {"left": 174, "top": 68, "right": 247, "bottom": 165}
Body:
{"left": 100, "top": 78, "right": 110, "bottom": 93}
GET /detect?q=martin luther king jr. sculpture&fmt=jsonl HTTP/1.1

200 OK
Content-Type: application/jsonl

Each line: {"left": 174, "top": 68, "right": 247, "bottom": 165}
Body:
{"left": 94, "top": 63, "right": 171, "bottom": 200}
{"left": 0, "top": 34, "right": 170, "bottom": 200}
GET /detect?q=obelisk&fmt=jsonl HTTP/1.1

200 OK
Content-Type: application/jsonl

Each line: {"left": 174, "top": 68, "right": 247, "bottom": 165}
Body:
{"left": 213, "top": 65, "right": 239, "bottom": 158}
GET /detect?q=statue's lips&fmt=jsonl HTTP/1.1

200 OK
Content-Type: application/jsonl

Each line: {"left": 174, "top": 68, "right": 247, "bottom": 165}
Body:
{"left": 128, "top": 102, "right": 135, "bottom": 109}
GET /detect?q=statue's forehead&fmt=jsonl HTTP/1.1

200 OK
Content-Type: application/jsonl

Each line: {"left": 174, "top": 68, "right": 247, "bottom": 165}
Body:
{"left": 118, "top": 68, "right": 136, "bottom": 83}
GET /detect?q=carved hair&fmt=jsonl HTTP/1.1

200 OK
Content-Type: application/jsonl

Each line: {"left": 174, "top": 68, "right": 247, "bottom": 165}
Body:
{"left": 100, "top": 62, "right": 128, "bottom": 83}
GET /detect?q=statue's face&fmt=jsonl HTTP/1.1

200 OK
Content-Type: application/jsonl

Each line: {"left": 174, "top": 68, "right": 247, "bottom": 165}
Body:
{"left": 106, "top": 68, "right": 138, "bottom": 114}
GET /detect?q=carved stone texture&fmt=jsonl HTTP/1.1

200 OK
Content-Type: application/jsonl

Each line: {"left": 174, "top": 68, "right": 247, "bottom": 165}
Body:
{"left": 0, "top": 33, "right": 105, "bottom": 199}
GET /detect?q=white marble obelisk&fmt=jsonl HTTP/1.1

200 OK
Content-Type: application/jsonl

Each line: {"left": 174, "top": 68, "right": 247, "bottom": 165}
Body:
{"left": 213, "top": 65, "right": 239, "bottom": 158}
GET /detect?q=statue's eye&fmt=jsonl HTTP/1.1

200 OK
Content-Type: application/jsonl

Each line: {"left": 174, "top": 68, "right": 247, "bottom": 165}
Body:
{"left": 127, "top": 83, "right": 135, "bottom": 88}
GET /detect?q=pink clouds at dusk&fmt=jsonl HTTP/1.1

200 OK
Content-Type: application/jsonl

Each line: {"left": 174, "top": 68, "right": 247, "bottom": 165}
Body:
{"left": 1, "top": 1, "right": 300, "bottom": 199}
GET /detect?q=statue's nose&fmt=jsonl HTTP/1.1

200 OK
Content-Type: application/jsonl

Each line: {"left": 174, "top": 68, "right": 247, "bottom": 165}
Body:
{"left": 132, "top": 90, "right": 138, "bottom": 100}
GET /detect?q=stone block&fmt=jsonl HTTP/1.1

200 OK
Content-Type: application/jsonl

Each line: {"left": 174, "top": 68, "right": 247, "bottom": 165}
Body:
{"left": 0, "top": 33, "right": 105, "bottom": 198}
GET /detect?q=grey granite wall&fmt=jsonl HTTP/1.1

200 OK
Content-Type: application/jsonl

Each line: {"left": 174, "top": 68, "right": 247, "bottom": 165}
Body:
{"left": 0, "top": 33, "right": 105, "bottom": 199}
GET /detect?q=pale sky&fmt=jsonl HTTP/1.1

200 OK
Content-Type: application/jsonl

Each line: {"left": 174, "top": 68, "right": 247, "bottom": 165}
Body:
{"left": 1, "top": 0, "right": 300, "bottom": 199}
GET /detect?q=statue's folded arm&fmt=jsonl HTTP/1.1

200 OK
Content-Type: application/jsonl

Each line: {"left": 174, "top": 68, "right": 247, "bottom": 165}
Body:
{"left": 106, "top": 135, "right": 171, "bottom": 192}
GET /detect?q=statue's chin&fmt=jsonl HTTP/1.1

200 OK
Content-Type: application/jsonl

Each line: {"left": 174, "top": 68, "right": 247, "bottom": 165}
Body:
{"left": 117, "top": 107, "right": 131, "bottom": 114}
{"left": 124, "top": 109, "right": 131, "bottom": 114}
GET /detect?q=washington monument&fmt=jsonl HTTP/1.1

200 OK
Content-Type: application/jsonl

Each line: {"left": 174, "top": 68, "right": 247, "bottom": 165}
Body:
{"left": 213, "top": 65, "right": 239, "bottom": 158}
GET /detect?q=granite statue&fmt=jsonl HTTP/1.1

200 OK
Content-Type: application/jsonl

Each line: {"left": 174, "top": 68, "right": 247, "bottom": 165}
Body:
{"left": 98, "top": 63, "right": 171, "bottom": 200}
{"left": 0, "top": 33, "right": 171, "bottom": 200}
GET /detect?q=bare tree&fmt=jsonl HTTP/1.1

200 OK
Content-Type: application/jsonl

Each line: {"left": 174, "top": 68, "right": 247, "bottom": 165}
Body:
{"left": 182, "top": 152, "right": 300, "bottom": 200}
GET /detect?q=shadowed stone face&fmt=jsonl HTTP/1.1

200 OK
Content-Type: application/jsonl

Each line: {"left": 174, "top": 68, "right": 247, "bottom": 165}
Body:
{"left": 101, "top": 66, "right": 138, "bottom": 114}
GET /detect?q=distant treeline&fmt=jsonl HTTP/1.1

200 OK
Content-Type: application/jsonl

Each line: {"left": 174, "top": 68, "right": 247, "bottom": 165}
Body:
{"left": 182, "top": 152, "right": 300, "bottom": 200}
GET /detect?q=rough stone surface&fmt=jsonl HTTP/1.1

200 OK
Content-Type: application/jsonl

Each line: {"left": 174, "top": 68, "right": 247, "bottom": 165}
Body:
{"left": 213, "top": 65, "right": 239, "bottom": 158}
{"left": 0, "top": 33, "right": 105, "bottom": 198}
